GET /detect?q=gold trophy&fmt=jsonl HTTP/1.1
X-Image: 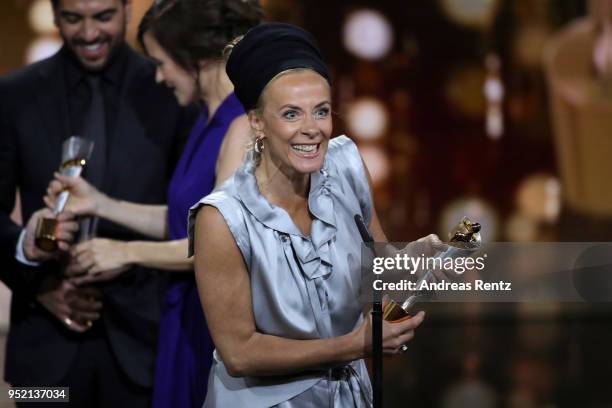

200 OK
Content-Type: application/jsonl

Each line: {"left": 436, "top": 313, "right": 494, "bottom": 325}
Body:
{"left": 383, "top": 217, "right": 482, "bottom": 323}
{"left": 35, "top": 136, "right": 94, "bottom": 251}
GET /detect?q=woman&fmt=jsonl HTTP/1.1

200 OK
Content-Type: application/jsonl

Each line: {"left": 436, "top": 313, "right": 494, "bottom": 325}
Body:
{"left": 45, "top": 0, "right": 261, "bottom": 406}
{"left": 189, "top": 22, "right": 425, "bottom": 407}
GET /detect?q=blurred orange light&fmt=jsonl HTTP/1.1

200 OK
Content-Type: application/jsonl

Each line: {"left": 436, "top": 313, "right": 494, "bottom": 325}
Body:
{"left": 440, "top": 0, "right": 499, "bottom": 30}
{"left": 516, "top": 174, "right": 561, "bottom": 222}
{"left": 29, "top": 0, "right": 57, "bottom": 35}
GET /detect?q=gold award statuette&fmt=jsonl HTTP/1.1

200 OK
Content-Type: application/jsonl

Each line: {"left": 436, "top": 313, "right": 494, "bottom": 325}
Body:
{"left": 382, "top": 217, "right": 482, "bottom": 322}
{"left": 35, "top": 137, "right": 93, "bottom": 252}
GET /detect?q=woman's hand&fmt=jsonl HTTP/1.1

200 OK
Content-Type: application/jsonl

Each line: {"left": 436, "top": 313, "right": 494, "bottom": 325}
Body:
{"left": 386, "top": 234, "right": 463, "bottom": 283}
{"left": 65, "top": 238, "right": 130, "bottom": 285}
{"left": 44, "top": 173, "right": 107, "bottom": 216}
{"left": 45, "top": 175, "right": 169, "bottom": 240}
{"left": 411, "top": 233, "right": 448, "bottom": 256}
{"left": 354, "top": 310, "right": 425, "bottom": 356}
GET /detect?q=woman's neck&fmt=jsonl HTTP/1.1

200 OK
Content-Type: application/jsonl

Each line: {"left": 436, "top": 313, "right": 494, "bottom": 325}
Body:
{"left": 255, "top": 157, "right": 310, "bottom": 211}
{"left": 198, "top": 62, "right": 234, "bottom": 119}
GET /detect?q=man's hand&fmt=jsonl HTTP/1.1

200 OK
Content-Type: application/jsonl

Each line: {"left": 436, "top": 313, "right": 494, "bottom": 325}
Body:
{"left": 36, "top": 275, "right": 103, "bottom": 332}
{"left": 23, "top": 208, "right": 78, "bottom": 262}
{"left": 65, "top": 238, "right": 130, "bottom": 285}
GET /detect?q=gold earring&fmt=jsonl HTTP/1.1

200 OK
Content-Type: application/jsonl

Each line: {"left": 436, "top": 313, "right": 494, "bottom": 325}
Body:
{"left": 254, "top": 135, "right": 265, "bottom": 154}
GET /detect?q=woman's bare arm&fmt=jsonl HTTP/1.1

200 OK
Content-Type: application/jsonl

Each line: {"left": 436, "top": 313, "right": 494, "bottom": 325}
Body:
{"left": 123, "top": 238, "right": 192, "bottom": 270}
{"left": 96, "top": 198, "right": 168, "bottom": 239}
{"left": 215, "top": 115, "right": 250, "bottom": 187}
{"left": 46, "top": 175, "right": 169, "bottom": 240}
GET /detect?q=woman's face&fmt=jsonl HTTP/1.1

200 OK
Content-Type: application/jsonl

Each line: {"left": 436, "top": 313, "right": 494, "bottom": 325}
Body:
{"left": 143, "top": 31, "right": 197, "bottom": 106}
{"left": 254, "top": 70, "right": 332, "bottom": 176}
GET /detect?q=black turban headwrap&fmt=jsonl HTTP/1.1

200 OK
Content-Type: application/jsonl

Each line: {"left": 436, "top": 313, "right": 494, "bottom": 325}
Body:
{"left": 226, "top": 22, "right": 331, "bottom": 111}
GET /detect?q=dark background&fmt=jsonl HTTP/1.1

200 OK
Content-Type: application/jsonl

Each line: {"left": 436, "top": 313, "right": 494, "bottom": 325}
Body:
{"left": 2, "top": 1, "right": 611, "bottom": 407}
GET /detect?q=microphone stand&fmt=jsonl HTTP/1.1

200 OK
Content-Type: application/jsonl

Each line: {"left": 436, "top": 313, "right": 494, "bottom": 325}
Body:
{"left": 354, "top": 214, "right": 382, "bottom": 408}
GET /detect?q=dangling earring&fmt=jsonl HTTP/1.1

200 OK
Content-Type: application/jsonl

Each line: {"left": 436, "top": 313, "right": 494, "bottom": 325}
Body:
{"left": 254, "top": 135, "right": 265, "bottom": 154}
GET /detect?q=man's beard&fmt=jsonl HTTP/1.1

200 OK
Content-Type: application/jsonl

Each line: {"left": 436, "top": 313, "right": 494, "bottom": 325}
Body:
{"left": 62, "top": 28, "right": 126, "bottom": 72}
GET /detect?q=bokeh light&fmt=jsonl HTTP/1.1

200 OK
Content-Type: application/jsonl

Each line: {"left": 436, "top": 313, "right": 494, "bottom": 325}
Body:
{"left": 440, "top": 0, "right": 499, "bottom": 29}
{"left": 516, "top": 174, "right": 561, "bottom": 222}
{"left": 346, "top": 97, "right": 389, "bottom": 141}
{"left": 28, "top": 0, "right": 56, "bottom": 35}
{"left": 513, "top": 24, "right": 551, "bottom": 68}
{"left": 25, "top": 36, "right": 62, "bottom": 64}
{"left": 359, "top": 144, "right": 390, "bottom": 185}
{"left": 505, "top": 212, "right": 538, "bottom": 242}
{"left": 343, "top": 9, "right": 393, "bottom": 61}
{"left": 445, "top": 65, "right": 487, "bottom": 119}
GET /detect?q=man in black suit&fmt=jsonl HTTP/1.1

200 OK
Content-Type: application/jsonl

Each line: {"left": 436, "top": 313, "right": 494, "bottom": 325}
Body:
{"left": 0, "top": 0, "right": 192, "bottom": 405}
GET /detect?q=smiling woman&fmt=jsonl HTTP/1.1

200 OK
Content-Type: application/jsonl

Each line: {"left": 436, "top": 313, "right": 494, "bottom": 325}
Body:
{"left": 188, "top": 22, "right": 428, "bottom": 408}
{"left": 142, "top": 32, "right": 199, "bottom": 106}
{"left": 51, "top": 0, "right": 130, "bottom": 71}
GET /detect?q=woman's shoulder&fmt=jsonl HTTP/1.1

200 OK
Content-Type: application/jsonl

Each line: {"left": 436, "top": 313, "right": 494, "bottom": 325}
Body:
{"left": 325, "top": 135, "right": 365, "bottom": 178}
{"left": 326, "top": 135, "right": 358, "bottom": 157}
{"left": 188, "top": 173, "right": 247, "bottom": 257}
{"left": 324, "top": 135, "right": 373, "bottom": 223}
{"left": 202, "top": 175, "right": 240, "bottom": 205}
{"left": 220, "top": 115, "right": 250, "bottom": 153}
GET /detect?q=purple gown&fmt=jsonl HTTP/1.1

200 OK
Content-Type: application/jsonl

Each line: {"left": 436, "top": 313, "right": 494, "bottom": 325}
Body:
{"left": 152, "top": 93, "right": 244, "bottom": 408}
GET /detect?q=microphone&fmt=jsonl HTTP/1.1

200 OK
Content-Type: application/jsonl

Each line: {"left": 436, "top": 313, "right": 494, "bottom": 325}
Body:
{"left": 354, "top": 214, "right": 382, "bottom": 408}
{"left": 354, "top": 214, "right": 373, "bottom": 243}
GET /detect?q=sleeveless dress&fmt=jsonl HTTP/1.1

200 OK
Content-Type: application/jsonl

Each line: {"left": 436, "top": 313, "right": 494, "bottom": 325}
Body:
{"left": 152, "top": 93, "right": 245, "bottom": 408}
{"left": 188, "top": 136, "right": 374, "bottom": 408}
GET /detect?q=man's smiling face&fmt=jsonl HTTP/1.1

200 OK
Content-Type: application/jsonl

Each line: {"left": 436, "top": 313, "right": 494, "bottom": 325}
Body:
{"left": 53, "top": 0, "right": 131, "bottom": 72}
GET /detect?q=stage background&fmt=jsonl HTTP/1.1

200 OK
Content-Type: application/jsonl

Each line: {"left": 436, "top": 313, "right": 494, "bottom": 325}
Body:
{"left": 1, "top": 1, "right": 611, "bottom": 407}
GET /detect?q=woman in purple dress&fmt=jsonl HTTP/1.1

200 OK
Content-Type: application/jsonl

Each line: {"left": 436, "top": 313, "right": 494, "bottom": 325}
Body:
{"left": 44, "top": 0, "right": 262, "bottom": 406}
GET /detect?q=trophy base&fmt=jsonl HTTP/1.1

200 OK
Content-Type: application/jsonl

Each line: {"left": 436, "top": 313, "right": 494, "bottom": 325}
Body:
{"left": 383, "top": 300, "right": 411, "bottom": 322}
{"left": 35, "top": 217, "right": 58, "bottom": 252}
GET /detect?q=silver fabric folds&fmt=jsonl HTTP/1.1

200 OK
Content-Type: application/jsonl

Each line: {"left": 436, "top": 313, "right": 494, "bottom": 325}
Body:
{"left": 188, "top": 136, "right": 374, "bottom": 407}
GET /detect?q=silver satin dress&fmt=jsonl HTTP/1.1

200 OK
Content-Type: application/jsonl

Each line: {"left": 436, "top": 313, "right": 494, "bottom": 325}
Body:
{"left": 188, "top": 136, "right": 374, "bottom": 408}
